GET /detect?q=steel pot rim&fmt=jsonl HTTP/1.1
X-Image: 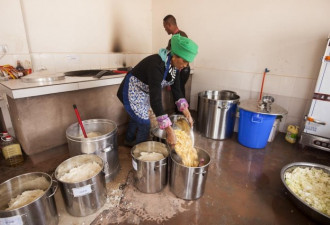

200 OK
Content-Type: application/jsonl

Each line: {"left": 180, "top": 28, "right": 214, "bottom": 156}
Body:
{"left": 66, "top": 133, "right": 114, "bottom": 142}
{"left": 131, "top": 141, "right": 169, "bottom": 163}
{"left": 131, "top": 153, "right": 169, "bottom": 164}
{"left": 205, "top": 99, "right": 240, "bottom": 104}
{"left": 54, "top": 154, "right": 104, "bottom": 184}
{"left": 66, "top": 119, "right": 118, "bottom": 140}
{"left": 170, "top": 148, "right": 211, "bottom": 169}
{"left": 198, "top": 90, "right": 240, "bottom": 102}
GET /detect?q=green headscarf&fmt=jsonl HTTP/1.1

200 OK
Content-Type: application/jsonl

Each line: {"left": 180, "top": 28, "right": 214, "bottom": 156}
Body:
{"left": 171, "top": 34, "right": 198, "bottom": 62}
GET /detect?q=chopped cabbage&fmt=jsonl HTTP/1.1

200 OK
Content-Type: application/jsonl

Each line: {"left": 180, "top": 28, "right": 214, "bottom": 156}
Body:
{"left": 6, "top": 189, "right": 45, "bottom": 210}
{"left": 174, "top": 130, "right": 199, "bottom": 167}
{"left": 138, "top": 152, "right": 164, "bottom": 161}
{"left": 285, "top": 167, "right": 330, "bottom": 216}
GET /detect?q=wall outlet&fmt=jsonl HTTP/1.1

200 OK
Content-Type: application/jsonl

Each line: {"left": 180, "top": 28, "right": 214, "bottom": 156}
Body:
{"left": 66, "top": 54, "right": 80, "bottom": 62}
{"left": 0, "top": 44, "right": 8, "bottom": 53}
{"left": 37, "top": 66, "right": 47, "bottom": 71}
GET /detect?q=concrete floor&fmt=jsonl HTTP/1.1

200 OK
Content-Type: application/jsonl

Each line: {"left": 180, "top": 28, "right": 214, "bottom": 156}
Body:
{"left": 0, "top": 130, "right": 329, "bottom": 225}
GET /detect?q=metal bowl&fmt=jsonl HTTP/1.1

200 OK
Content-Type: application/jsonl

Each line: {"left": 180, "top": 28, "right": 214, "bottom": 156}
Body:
{"left": 169, "top": 114, "right": 194, "bottom": 145}
{"left": 151, "top": 127, "right": 167, "bottom": 144}
{"left": 151, "top": 127, "right": 166, "bottom": 138}
{"left": 280, "top": 162, "right": 330, "bottom": 224}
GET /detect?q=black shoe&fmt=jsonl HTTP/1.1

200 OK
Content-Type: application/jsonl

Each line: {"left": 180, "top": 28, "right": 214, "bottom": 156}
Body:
{"left": 124, "top": 139, "right": 135, "bottom": 147}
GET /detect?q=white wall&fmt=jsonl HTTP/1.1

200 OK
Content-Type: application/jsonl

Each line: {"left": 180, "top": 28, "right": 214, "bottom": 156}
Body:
{"left": 0, "top": 0, "right": 152, "bottom": 72}
{"left": 152, "top": 0, "right": 330, "bottom": 132}
{"left": 0, "top": 0, "right": 30, "bottom": 66}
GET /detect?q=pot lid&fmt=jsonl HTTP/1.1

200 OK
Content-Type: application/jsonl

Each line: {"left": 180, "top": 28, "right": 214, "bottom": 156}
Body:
{"left": 21, "top": 71, "right": 65, "bottom": 83}
{"left": 239, "top": 99, "right": 288, "bottom": 116}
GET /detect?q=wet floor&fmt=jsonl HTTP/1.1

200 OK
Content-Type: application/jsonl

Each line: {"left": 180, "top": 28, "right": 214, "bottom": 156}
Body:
{"left": 0, "top": 131, "right": 329, "bottom": 225}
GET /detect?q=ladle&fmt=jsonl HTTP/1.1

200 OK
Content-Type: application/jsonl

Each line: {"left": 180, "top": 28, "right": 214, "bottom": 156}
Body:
{"left": 170, "top": 115, "right": 195, "bottom": 145}
{"left": 73, "top": 104, "right": 87, "bottom": 138}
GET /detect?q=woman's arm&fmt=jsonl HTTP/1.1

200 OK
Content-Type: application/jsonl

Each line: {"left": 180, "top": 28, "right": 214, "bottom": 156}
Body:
{"left": 182, "top": 108, "right": 194, "bottom": 127}
{"left": 165, "top": 126, "right": 176, "bottom": 146}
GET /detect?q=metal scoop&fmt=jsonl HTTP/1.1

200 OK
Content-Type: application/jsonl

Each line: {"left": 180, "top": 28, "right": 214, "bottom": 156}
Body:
{"left": 170, "top": 115, "right": 194, "bottom": 145}
{"left": 168, "top": 115, "right": 195, "bottom": 165}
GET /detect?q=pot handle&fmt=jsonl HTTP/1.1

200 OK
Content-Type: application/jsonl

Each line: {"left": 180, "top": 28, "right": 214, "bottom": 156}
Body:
{"left": 102, "top": 145, "right": 113, "bottom": 153}
{"left": 218, "top": 102, "right": 229, "bottom": 109}
{"left": 48, "top": 180, "right": 58, "bottom": 198}
{"left": 251, "top": 114, "right": 263, "bottom": 123}
{"left": 154, "top": 163, "right": 167, "bottom": 171}
{"left": 194, "top": 170, "right": 207, "bottom": 176}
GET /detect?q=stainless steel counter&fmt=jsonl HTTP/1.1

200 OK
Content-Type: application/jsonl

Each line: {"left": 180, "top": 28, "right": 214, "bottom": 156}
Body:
{"left": 0, "top": 72, "right": 128, "bottom": 155}
{"left": 0, "top": 72, "right": 125, "bottom": 99}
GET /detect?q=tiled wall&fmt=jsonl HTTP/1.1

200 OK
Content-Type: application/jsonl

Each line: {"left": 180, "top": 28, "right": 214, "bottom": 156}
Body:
{"left": 190, "top": 68, "right": 317, "bottom": 133}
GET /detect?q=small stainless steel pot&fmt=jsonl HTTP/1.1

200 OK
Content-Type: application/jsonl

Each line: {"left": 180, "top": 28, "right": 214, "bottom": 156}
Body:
{"left": 131, "top": 141, "right": 169, "bottom": 193}
{"left": 54, "top": 154, "right": 107, "bottom": 217}
{"left": 169, "top": 148, "right": 211, "bottom": 200}
{"left": 0, "top": 172, "right": 58, "bottom": 225}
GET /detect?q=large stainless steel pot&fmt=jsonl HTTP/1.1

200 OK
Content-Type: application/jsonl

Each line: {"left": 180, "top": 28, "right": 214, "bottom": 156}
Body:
{"left": 66, "top": 119, "right": 120, "bottom": 182}
{"left": 0, "top": 172, "right": 58, "bottom": 225}
{"left": 54, "top": 154, "right": 107, "bottom": 217}
{"left": 197, "top": 90, "right": 240, "bottom": 140}
{"left": 169, "top": 148, "right": 211, "bottom": 200}
{"left": 131, "top": 141, "right": 169, "bottom": 193}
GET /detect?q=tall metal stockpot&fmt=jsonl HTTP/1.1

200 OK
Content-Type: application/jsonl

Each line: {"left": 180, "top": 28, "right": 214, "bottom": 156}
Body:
{"left": 197, "top": 90, "right": 240, "bottom": 140}
{"left": 66, "top": 119, "right": 120, "bottom": 182}
{"left": 54, "top": 154, "right": 106, "bottom": 217}
{"left": 0, "top": 172, "right": 58, "bottom": 225}
{"left": 131, "top": 141, "right": 169, "bottom": 193}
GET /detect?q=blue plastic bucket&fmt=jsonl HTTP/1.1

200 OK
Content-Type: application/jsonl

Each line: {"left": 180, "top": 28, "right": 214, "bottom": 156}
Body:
{"left": 238, "top": 109, "right": 276, "bottom": 149}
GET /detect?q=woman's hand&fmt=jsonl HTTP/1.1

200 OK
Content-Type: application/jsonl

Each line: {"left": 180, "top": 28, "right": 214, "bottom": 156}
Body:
{"left": 182, "top": 108, "right": 194, "bottom": 127}
{"left": 165, "top": 126, "right": 177, "bottom": 147}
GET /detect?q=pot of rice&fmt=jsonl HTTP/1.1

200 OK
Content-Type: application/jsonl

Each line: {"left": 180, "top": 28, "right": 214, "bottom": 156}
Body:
{"left": 0, "top": 172, "right": 58, "bottom": 225}
{"left": 131, "top": 141, "right": 169, "bottom": 193}
{"left": 66, "top": 119, "right": 120, "bottom": 182}
{"left": 54, "top": 154, "right": 106, "bottom": 217}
